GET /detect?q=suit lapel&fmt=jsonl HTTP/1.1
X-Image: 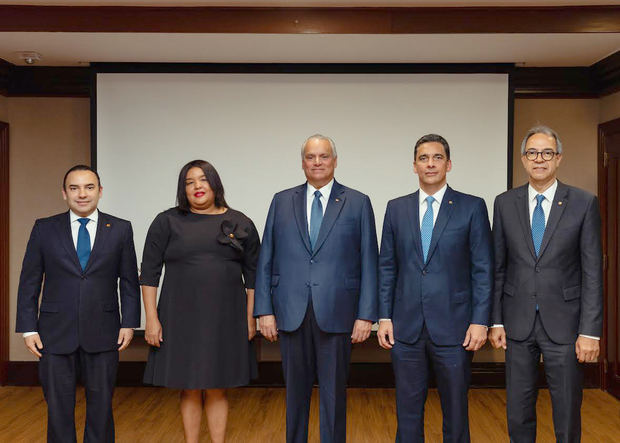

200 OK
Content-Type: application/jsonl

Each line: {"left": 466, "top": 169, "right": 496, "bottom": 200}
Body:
{"left": 406, "top": 192, "right": 424, "bottom": 265}
{"left": 537, "top": 181, "right": 568, "bottom": 260}
{"left": 84, "top": 211, "right": 111, "bottom": 273}
{"left": 425, "top": 186, "right": 456, "bottom": 264}
{"left": 312, "top": 180, "right": 346, "bottom": 256}
{"left": 57, "top": 211, "right": 82, "bottom": 271}
{"left": 293, "top": 184, "right": 313, "bottom": 255}
{"left": 514, "top": 185, "right": 537, "bottom": 260}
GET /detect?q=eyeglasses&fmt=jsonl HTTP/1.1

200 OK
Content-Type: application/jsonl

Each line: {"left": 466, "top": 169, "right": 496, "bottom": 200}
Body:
{"left": 524, "top": 149, "right": 558, "bottom": 161}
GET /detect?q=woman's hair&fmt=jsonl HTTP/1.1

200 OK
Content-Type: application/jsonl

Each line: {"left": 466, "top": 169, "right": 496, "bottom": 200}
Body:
{"left": 176, "top": 160, "right": 228, "bottom": 213}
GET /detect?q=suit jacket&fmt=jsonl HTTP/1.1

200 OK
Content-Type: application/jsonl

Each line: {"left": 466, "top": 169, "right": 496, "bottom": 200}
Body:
{"left": 254, "top": 180, "right": 378, "bottom": 333}
{"left": 378, "top": 186, "right": 493, "bottom": 346}
{"left": 492, "top": 181, "right": 603, "bottom": 344}
{"left": 16, "top": 211, "right": 141, "bottom": 354}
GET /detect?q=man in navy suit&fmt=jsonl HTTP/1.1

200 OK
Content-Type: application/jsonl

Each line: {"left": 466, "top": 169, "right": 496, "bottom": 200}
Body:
{"left": 16, "top": 165, "right": 140, "bottom": 443}
{"left": 255, "top": 134, "right": 378, "bottom": 443}
{"left": 378, "top": 134, "right": 493, "bottom": 442}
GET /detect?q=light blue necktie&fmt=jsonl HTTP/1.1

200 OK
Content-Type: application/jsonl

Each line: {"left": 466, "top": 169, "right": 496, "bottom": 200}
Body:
{"left": 532, "top": 194, "right": 545, "bottom": 257}
{"left": 309, "top": 190, "right": 323, "bottom": 250}
{"left": 421, "top": 196, "right": 435, "bottom": 262}
{"left": 77, "top": 217, "right": 91, "bottom": 271}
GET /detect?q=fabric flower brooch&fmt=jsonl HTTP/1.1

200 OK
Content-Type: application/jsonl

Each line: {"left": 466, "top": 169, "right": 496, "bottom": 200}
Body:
{"left": 217, "top": 219, "right": 249, "bottom": 252}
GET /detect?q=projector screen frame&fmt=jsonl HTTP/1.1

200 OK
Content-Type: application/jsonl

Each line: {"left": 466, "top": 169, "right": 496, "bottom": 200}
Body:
{"left": 90, "top": 62, "right": 516, "bottom": 190}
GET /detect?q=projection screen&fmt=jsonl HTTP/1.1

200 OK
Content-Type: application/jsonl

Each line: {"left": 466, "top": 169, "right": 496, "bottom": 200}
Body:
{"left": 96, "top": 72, "right": 509, "bottom": 328}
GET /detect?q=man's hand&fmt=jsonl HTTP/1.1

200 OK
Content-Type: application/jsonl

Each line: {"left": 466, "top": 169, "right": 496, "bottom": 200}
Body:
{"left": 117, "top": 328, "right": 134, "bottom": 351}
{"left": 351, "top": 319, "right": 372, "bottom": 344}
{"left": 24, "top": 334, "right": 43, "bottom": 358}
{"left": 463, "top": 324, "right": 487, "bottom": 351}
{"left": 488, "top": 326, "right": 507, "bottom": 350}
{"left": 377, "top": 320, "right": 395, "bottom": 350}
{"left": 576, "top": 336, "right": 599, "bottom": 363}
{"left": 259, "top": 315, "right": 278, "bottom": 342}
{"left": 248, "top": 315, "right": 257, "bottom": 341}
{"left": 145, "top": 316, "right": 163, "bottom": 348}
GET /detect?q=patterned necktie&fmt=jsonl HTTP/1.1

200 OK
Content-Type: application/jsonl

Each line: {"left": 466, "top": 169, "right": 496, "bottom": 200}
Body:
{"left": 77, "top": 217, "right": 91, "bottom": 270}
{"left": 421, "top": 196, "right": 435, "bottom": 262}
{"left": 531, "top": 194, "right": 546, "bottom": 256}
{"left": 309, "top": 190, "right": 323, "bottom": 250}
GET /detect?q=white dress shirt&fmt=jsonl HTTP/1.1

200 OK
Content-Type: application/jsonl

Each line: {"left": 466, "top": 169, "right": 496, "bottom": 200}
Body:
{"left": 528, "top": 180, "right": 557, "bottom": 226}
{"left": 492, "top": 180, "right": 598, "bottom": 340}
{"left": 306, "top": 179, "right": 334, "bottom": 233}
{"left": 23, "top": 209, "right": 99, "bottom": 337}
{"left": 69, "top": 209, "right": 98, "bottom": 249}
{"left": 418, "top": 184, "right": 447, "bottom": 228}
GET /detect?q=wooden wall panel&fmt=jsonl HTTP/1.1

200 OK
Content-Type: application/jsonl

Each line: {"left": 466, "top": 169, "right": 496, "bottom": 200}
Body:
{"left": 0, "top": 121, "right": 8, "bottom": 385}
{"left": 0, "top": 6, "right": 618, "bottom": 34}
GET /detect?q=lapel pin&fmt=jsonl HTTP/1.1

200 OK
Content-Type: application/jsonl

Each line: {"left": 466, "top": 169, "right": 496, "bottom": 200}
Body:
{"left": 558, "top": 202, "right": 563, "bottom": 206}
{"left": 448, "top": 201, "right": 453, "bottom": 205}
{"left": 335, "top": 198, "right": 340, "bottom": 202}
{"left": 105, "top": 223, "right": 111, "bottom": 227}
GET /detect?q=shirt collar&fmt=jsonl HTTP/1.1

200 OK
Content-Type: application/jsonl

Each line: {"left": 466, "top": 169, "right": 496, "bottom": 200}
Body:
{"left": 70, "top": 208, "right": 99, "bottom": 224}
{"left": 419, "top": 184, "right": 448, "bottom": 206}
{"left": 307, "top": 179, "right": 335, "bottom": 200}
{"left": 528, "top": 180, "right": 557, "bottom": 204}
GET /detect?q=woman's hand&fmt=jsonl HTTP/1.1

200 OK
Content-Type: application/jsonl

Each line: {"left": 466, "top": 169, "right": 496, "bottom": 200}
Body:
{"left": 248, "top": 315, "right": 257, "bottom": 341}
{"left": 145, "top": 316, "right": 163, "bottom": 347}
{"left": 246, "top": 288, "right": 257, "bottom": 341}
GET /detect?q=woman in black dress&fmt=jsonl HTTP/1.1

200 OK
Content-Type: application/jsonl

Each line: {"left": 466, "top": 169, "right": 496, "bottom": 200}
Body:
{"left": 140, "top": 160, "right": 259, "bottom": 443}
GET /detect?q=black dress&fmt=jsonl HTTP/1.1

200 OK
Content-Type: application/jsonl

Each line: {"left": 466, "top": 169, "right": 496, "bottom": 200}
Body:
{"left": 140, "top": 207, "right": 260, "bottom": 389}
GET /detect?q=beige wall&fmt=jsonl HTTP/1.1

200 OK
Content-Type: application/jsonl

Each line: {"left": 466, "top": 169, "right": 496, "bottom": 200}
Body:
{"left": 513, "top": 98, "right": 599, "bottom": 194}
{"left": 8, "top": 97, "right": 90, "bottom": 361}
{"left": 5, "top": 94, "right": 616, "bottom": 362}
{"left": 600, "top": 90, "right": 620, "bottom": 124}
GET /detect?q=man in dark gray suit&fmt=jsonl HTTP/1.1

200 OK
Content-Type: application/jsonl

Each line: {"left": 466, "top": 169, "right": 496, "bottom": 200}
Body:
{"left": 489, "top": 125, "right": 602, "bottom": 443}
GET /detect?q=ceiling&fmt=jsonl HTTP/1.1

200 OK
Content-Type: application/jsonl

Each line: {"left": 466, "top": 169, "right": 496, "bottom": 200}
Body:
{"left": 0, "top": 2, "right": 618, "bottom": 67}
{"left": 1, "top": 32, "right": 619, "bottom": 67}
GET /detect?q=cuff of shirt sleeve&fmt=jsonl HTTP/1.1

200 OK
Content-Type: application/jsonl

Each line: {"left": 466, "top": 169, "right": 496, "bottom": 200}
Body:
{"left": 139, "top": 280, "right": 160, "bottom": 287}
{"left": 579, "top": 334, "right": 600, "bottom": 340}
{"left": 378, "top": 318, "right": 392, "bottom": 322}
{"left": 490, "top": 324, "right": 504, "bottom": 328}
{"left": 23, "top": 331, "right": 38, "bottom": 337}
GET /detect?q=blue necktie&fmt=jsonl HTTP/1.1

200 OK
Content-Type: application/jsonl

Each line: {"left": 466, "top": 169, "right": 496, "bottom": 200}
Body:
{"left": 532, "top": 194, "right": 545, "bottom": 256}
{"left": 309, "top": 190, "right": 323, "bottom": 250}
{"left": 77, "top": 217, "right": 91, "bottom": 271}
{"left": 421, "top": 196, "right": 435, "bottom": 262}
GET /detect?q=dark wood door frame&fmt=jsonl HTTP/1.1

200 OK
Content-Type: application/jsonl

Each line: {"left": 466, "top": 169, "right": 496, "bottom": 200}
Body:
{"left": 0, "top": 121, "right": 8, "bottom": 385}
{"left": 598, "top": 117, "right": 620, "bottom": 398}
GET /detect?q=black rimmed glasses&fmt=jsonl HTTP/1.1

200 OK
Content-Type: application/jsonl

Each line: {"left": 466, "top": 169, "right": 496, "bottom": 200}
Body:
{"left": 524, "top": 149, "right": 559, "bottom": 161}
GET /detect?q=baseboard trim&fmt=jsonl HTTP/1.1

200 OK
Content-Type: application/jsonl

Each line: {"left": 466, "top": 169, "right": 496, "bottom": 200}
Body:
{"left": 5, "top": 361, "right": 601, "bottom": 389}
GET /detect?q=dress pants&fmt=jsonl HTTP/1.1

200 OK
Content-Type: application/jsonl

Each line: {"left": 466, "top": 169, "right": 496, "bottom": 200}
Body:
{"left": 506, "top": 313, "right": 583, "bottom": 443}
{"left": 279, "top": 300, "right": 352, "bottom": 443}
{"left": 391, "top": 324, "right": 472, "bottom": 443}
{"left": 39, "top": 348, "right": 119, "bottom": 443}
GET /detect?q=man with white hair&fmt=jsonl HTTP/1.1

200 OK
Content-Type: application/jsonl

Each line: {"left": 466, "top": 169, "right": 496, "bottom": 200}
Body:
{"left": 255, "top": 134, "right": 378, "bottom": 443}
